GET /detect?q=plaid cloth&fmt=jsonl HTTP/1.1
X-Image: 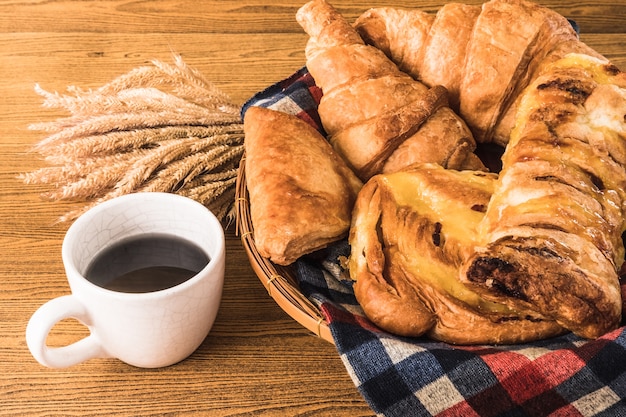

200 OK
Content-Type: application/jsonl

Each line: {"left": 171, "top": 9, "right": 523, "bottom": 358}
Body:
{"left": 242, "top": 68, "right": 626, "bottom": 417}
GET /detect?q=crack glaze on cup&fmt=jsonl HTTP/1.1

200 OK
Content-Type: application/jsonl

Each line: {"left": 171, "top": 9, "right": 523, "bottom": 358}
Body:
{"left": 26, "top": 192, "right": 225, "bottom": 368}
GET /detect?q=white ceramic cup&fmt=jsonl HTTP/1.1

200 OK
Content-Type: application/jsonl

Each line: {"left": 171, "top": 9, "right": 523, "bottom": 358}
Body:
{"left": 26, "top": 192, "right": 225, "bottom": 368}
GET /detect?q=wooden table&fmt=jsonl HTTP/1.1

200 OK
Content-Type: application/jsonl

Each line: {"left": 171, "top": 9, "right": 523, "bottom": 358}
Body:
{"left": 1, "top": 1, "right": 624, "bottom": 415}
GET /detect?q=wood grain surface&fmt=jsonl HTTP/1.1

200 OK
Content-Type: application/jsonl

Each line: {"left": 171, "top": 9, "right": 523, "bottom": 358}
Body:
{"left": 0, "top": 1, "right": 625, "bottom": 416}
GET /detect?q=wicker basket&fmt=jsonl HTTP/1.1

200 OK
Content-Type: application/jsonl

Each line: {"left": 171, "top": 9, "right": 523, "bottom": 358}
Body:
{"left": 235, "top": 155, "right": 334, "bottom": 343}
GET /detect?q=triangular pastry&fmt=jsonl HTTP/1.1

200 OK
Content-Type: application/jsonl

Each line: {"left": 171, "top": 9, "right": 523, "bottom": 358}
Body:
{"left": 243, "top": 106, "right": 362, "bottom": 266}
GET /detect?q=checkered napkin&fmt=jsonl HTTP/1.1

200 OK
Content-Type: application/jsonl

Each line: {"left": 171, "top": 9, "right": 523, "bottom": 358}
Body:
{"left": 241, "top": 68, "right": 626, "bottom": 417}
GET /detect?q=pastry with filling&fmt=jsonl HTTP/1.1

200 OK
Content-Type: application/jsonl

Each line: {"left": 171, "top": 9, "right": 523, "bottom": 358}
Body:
{"left": 461, "top": 54, "right": 626, "bottom": 339}
{"left": 349, "top": 163, "right": 564, "bottom": 344}
{"left": 243, "top": 106, "right": 362, "bottom": 266}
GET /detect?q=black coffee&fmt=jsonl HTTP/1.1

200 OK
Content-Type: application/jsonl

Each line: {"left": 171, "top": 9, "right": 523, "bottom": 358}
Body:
{"left": 85, "top": 234, "right": 209, "bottom": 293}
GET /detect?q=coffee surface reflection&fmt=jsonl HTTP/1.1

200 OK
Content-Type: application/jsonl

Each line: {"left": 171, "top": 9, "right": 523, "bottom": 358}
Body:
{"left": 85, "top": 234, "right": 210, "bottom": 293}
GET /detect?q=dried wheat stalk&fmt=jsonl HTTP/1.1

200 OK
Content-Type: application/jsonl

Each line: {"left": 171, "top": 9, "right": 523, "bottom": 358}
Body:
{"left": 21, "top": 55, "right": 245, "bottom": 224}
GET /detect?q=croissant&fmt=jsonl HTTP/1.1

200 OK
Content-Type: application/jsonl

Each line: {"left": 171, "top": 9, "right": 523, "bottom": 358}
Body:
{"left": 354, "top": 0, "right": 606, "bottom": 146}
{"left": 348, "top": 163, "right": 564, "bottom": 344}
{"left": 461, "top": 54, "right": 626, "bottom": 339}
{"left": 295, "top": 0, "right": 485, "bottom": 181}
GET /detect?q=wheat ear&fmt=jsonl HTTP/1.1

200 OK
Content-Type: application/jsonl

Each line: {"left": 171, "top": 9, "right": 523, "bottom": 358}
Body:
{"left": 23, "top": 55, "right": 245, "bottom": 224}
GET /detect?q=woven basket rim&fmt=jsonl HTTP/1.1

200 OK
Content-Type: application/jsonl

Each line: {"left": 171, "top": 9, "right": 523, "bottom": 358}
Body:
{"left": 235, "top": 154, "right": 334, "bottom": 344}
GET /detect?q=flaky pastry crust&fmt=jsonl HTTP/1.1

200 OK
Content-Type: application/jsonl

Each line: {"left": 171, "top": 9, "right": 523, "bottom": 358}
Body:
{"left": 461, "top": 54, "right": 626, "bottom": 339}
{"left": 349, "top": 164, "right": 564, "bottom": 344}
{"left": 243, "top": 106, "right": 362, "bottom": 266}
{"left": 296, "top": 0, "right": 483, "bottom": 181}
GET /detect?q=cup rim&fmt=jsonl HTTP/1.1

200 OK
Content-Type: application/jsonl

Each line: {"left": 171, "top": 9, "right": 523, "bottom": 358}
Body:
{"left": 61, "top": 192, "right": 225, "bottom": 299}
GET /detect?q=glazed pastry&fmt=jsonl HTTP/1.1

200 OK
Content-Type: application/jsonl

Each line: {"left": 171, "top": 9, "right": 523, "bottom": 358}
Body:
{"left": 348, "top": 163, "right": 564, "bottom": 344}
{"left": 296, "top": 0, "right": 484, "bottom": 181}
{"left": 354, "top": 0, "right": 604, "bottom": 146}
{"left": 243, "top": 106, "right": 362, "bottom": 266}
{"left": 461, "top": 54, "right": 626, "bottom": 339}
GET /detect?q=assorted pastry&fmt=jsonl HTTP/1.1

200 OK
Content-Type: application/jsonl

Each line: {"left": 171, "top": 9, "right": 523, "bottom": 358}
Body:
{"left": 243, "top": 0, "right": 626, "bottom": 344}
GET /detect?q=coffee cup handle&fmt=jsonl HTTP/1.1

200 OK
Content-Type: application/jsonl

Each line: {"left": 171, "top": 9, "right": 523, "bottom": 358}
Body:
{"left": 26, "top": 295, "right": 109, "bottom": 368}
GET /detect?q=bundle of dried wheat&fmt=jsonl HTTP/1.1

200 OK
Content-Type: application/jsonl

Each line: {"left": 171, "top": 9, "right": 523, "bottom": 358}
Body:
{"left": 21, "top": 55, "right": 244, "bottom": 223}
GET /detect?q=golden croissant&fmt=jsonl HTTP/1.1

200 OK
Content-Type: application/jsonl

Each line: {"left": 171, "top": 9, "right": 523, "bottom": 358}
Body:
{"left": 296, "top": 0, "right": 485, "bottom": 181}
{"left": 354, "top": 0, "right": 606, "bottom": 146}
